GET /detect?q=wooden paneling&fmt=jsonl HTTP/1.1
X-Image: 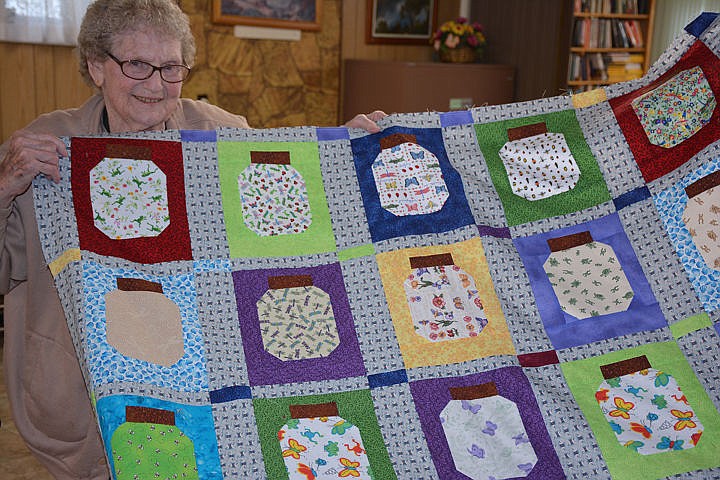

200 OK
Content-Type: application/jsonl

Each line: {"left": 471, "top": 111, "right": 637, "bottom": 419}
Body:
{"left": 0, "top": 42, "right": 93, "bottom": 144}
{"left": 341, "top": 0, "right": 461, "bottom": 62}
{"left": 2, "top": 0, "right": 570, "bottom": 141}
{"left": 0, "top": 43, "right": 37, "bottom": 143}
{"left": 54, "top": 47, "right": 92, "bottom": 110}
{"left": 33, "top": 47, "right": 56, "bottom": 115}
{"left": 470, "top": 0, "right": 570, "bottom": 101}
{"left": 341, "top": 0, "right": 570, "bottom": 109}
{"left": 343, "top": 59, "right": 515, "bottom": 120}
{"left": 340, "top": 0, "right": 461, "bottom": 116}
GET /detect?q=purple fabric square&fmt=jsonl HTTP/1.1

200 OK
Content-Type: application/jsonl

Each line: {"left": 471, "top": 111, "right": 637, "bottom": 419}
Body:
{"left": 513, "top": 213, "right": 666, "bottom": 350}
{"left": 232, "top": 262, "right": 366, "bottom": 386}
{"left": 409, "top": 366, "right": 565, "bottom": 479}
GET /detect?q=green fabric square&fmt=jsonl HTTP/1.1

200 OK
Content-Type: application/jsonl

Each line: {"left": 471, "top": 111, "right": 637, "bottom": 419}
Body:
{"left": 253, "top": 389, "right": 397, "bottom": 480}
{"left": 474, "top": 109, "right": 611, "bottom": 226}
{"left": 560, "top": 341, "right": 720, "bottom": 480}
{"left": 670, "top": 313, "right": 713, "bottom": 339}
{"left": 217, "top": 141, "right": 335, "bottom": 257}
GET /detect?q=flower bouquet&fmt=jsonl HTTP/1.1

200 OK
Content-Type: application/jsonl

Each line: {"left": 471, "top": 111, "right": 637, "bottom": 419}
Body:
{"left": 431, "top": 17, "right": 487, "bottom": 63}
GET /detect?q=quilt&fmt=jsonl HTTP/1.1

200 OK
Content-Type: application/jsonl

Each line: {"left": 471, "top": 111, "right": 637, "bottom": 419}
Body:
{"left": 32, "top": 12, "right": 720, "bottom": 480}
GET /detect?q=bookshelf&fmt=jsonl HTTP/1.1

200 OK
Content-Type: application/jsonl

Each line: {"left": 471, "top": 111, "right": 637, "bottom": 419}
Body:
{"left": 566, "top": 0, "right": 656, "bottom": 92}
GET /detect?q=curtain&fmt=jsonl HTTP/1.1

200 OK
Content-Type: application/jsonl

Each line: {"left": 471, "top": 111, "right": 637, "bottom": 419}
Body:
{"left": 0, "top": 0, "right": 91, "bottom": 45}
{"left": 650, "top": 0, "right": 720, "bottom": 63}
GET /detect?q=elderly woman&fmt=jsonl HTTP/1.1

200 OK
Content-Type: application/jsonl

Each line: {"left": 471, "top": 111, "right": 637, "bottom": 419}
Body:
{"left": 0, "top": 0, "right": 384, "bottom": 478}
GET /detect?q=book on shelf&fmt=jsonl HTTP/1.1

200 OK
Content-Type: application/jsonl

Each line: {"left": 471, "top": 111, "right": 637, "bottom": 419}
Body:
{"left": 568, "top": 52, "right": 644, "bottom": 83}
{"left": 568, "top": 53, "right": 609, "bottom": 82}
{"left": 572, "top": 18, "right": 644, "bottom": 48}
{"left": 574, "top": 0, "right": 649, "bottom": 14}
{"left": 605, "top": 52, "right": 644, "bottom": 81}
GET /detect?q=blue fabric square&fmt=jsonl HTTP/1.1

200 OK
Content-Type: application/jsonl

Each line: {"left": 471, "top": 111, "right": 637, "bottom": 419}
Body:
{"left": 654, "top": 158, "right": 720, "bottom": 312}
{"left": 685, "top": 12, "right": 719, "bottom": 37}
{"left": 513, "top": 213, "right": 666, "bottom": 350}
{"left": 350, "top": 126, "right": 475, "bottom": 242}
{"left": 97, "top": 395, "right": 221, "bottom": 478}
{"left": 82, "top": 261, "right": 208, "bottom": 391}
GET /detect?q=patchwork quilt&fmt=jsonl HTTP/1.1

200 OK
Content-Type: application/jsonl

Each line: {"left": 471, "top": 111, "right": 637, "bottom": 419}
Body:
{"left": 33, "top": 13, "right": 720, "bottom": 480}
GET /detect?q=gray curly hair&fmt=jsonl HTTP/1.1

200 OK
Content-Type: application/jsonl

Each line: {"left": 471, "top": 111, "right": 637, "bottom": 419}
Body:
{"left": 77, "top": 0, "right": 196, "bottom": 87}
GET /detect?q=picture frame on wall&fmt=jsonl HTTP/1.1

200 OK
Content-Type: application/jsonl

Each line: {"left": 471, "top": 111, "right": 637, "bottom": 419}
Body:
{"left": 366, "top": 0, "right": 437, "bottom": 44}
{"left": 212, "top": 0, "right": 322, "bottom": 31}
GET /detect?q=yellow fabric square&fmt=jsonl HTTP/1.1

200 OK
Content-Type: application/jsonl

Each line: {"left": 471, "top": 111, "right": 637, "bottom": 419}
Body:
{"left": 572, "top": 88, "right": 608, "bottom": 108}
{"left": 376, "top": 237, "right": 516, "bottom": 368}
{"left": 49, "top": 248, "right": 81, "bottom": 276}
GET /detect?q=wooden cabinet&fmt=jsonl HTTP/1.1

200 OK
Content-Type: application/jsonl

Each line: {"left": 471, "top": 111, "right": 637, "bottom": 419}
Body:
{"left": 342, "top": 59, "right": 515, "bottom": 121}
{"left": 566, "top": 0, "right": 656, "bottom": 92}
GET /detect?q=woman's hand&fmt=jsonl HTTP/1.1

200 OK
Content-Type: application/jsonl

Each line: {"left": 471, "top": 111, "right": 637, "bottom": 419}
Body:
{"left": 0, "top": 130, "right": 65, "bottom": 208}
{"left": 344, "top": 110, "right": 388, "bottom": 133}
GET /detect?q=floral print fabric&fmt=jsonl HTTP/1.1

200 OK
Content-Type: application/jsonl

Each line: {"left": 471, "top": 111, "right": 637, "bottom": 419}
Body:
{"left": 278, "top": 416, "right": 371, "bottom": 479}
{"left": 89, "top": 158, "right": 169, "bottom": 239}
{"left": 404, "top": 264, "right": 487, "bottom": 342}
{"left": 440, "top": 396, "right": 538, "bottom": 479}
{"left": 498, "top": 132, "right": 581, "bottom": 201}
{"left": 238, "top": 163, "right": 312, "bottom": 236}
{"left": 544, "top": 239, "right": 634, "bottom": 319}
{"left": 596, "top": 368, "right": 704, "bottom": 455}
{"left": 372, "top": 140, "right": 449, "bottom": 216}
{"left": 632, "top": 66, "right": 716, "bottom": 148}
{"left": 257, "top": 285, "right": 339, "bottom": 361}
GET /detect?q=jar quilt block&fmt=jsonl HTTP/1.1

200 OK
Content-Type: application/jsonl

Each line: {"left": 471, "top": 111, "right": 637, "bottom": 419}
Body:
{"left": 257, "top": 275, "right": 340, "bottom": 361}
{"left": 372, "top": 133, "right": 449, "bottom": 216}
{"left": 90, "top": 158, "right": 170, "bottom": 239}
{"left": 596, "top": 356, "right": 703, "bottom": 455}
{"left": 439, "top": 383, "right": 538, "bottom": 480}
{"left": 561, "top": 342, "right": 720, "bottom": 480}
{"left": 474, "top": 109, "right": 611, "bottom": 227}
{"left": 514, "top": 214, "right": 665, "bottom": 350}
{"left": 350, "top": 127, "right": 475, "bottom": 242}
{"left": 654, "top": 159, "right": 720, "bottom": 312}
{"left": 403, "top": 253, "right": 488, "bottom": 342}
{"left": 70, "top": 137, "right": 193, "bottom": 263}
{"left": 217, "top": 141, "right": 336, "bottom": 258}
{"left": 238, "top": 151, "right": 312, "bottom": 237}
{"left": 498, "top": 122, "right": 581, "bottom": 201}
{"left": 232, "top": 263, "right": 366, "bottom": 387}
{"left": 631, "top": 66, "right": 716, "bottom": 149}
{"left": 610, "top": 41, "right": 720, "bottom": 182}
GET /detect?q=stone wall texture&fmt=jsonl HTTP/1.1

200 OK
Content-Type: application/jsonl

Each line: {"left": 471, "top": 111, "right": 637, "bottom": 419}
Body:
{"left": 182, "top": 0, "right": 340, "bottom": 129}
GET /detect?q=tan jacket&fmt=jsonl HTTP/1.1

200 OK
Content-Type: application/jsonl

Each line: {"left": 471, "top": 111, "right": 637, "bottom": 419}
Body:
{"left": 0, "top": 95, "right": 249, "bottom": 479}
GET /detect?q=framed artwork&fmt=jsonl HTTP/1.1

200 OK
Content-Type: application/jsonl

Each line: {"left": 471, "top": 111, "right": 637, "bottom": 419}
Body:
{"left": 366, "top": 0, "right": 437, "bottom": 44}
{"left": 212, "top": 0, "right": 322, "bottom": 30}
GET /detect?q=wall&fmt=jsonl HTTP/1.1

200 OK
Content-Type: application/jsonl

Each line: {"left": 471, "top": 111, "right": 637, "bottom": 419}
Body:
{"left": 470, "top": 0, "right": 570, "bottom": 102}
{"left": 0, "top": 0, "right": 343, "bottom": 143}
{"left": 182, "top": 0, "right": 342, "bottom": 129}
{"left": 341, "top": 0, "right": 460, "bottom": 62}
{"left": 0, "top": 0, "right": 575, "bottom": 143}
{"left": 650, "top": 0, "right": 720, "bottom": 64}
{"left": 340, "top": 0, "right": 569, "bottom": 108}
{"left": 0, "top": 43, "right": 93, "bottom": 143}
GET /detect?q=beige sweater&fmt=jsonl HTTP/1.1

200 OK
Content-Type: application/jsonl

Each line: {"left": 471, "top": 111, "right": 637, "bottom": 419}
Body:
{"left": 0, "top": 95, "right": 249, "bottom": 479}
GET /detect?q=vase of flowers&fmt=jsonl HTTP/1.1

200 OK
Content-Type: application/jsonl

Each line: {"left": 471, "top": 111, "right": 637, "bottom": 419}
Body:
{"left": 432, "top": 17, "right": 487, "bottom": 63}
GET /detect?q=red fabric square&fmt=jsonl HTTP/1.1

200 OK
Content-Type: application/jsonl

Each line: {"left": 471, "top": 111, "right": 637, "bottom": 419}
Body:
{"left": 610, "top": 41, "right": 720, "bottom": 182}
{"left": 71, "top": 137, "right": 192, "bottom": 263}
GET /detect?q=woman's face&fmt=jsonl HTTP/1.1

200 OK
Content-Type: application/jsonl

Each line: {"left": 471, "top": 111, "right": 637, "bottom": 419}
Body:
{"left": 88, "top": 29, "right": 184, "bottom": 133}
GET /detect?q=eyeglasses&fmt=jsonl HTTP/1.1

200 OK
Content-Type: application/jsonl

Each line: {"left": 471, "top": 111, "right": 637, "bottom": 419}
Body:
{"left": 105, "top": 52, "right": 190, "bottom": 83}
